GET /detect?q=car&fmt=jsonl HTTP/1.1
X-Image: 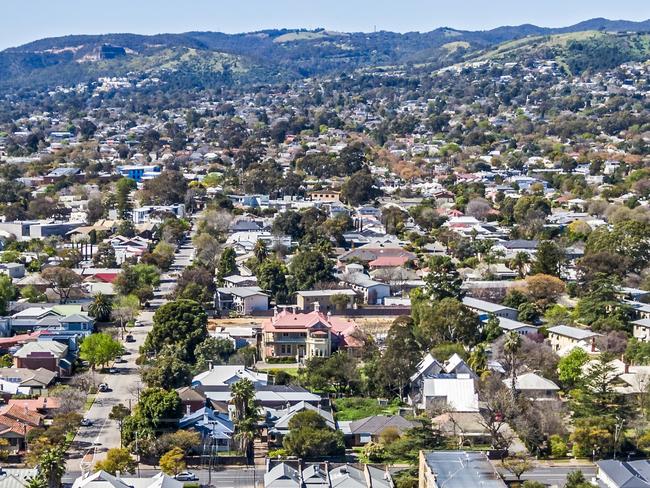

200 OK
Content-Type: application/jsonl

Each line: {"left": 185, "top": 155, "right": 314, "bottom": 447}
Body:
{"left": 108, "top": 367, "right": 119, "bottom": 374}
{"left": 134, "top": 320, "right": 145, "bottom": 327}
{"left": 115, "top": 357, "right": 126, "bottom": 363}
{"left": 80, "top": 418, "right": 93, "bottom": 427}
{"left": 125, "top": 334, "right": 135, "bottom": 342}
{"left": 174, "top": 472, "right": 198, "bottom": 482}
{"left": 98, "top": 383, "right": 109, "bottom": 392}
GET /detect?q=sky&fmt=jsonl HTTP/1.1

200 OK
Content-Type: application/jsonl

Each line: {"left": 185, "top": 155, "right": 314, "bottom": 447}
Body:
{"left": 2, "top": 0, "right": 650, "bottom": 50}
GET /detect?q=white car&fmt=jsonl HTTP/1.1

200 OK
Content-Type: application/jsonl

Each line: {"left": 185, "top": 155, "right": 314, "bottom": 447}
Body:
{"left": 174, "top": 472, "right": 198, "bottom": 482}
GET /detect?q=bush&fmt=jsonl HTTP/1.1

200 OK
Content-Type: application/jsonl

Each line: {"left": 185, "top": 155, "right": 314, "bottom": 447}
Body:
{"left": 550, "top": 435, "right": 568, "bottom": 458}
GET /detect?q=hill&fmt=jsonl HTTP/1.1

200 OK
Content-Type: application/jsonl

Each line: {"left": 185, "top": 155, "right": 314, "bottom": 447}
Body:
{"left": 1, "top": 18, "right": 650, "bottom": 91}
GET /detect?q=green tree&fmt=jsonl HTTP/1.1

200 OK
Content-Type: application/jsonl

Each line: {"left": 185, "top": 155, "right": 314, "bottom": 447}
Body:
{"left": 115, "top": 178, "right": 137, "bottom": 219}
{"left": 114, "top": 263, "right": 160, "bottom": 304}
{"left": 256, "top": 259, "right": 288, "bottom": 303}
{"left": 0, "top": 274, "right": 16, "bottom": 315}
{"left": 289, "top": 249, "right": 333, "bottom": 291}
{"left": 112, "top": 294, "right": 140, "bottom": 334}
{"left": 423, "top": 255, "right": 463, "bottom": 301}
{"left": 109, "top": 404, "right": 131, "bottom": 448}
{"left": 375, "top": 316, "right": 422, "bottom": 396}
{"left": 195, "top": 337, "right": 235, "bottom": 371}
{"left": 549, "top": 435, "right": 568, "bottom": 458}
{"left": 142, "top": 348, "right": 192, "bottom": 390}
{"left": 94, "top": 448, "right": 137, "bottom": 475}
{"left": 36, "top": 447, "right": 66, "bottom": 488}
{"left": 530, "top": 241, "right": 564, "bottom": 277}
{"left": 159, "top": 447, "right": 186, "bottom": 476}
{"left": 416, "top": 298, "right": 481, "bottom": 350}
{"left": 93, "top": 243, "right": 117, "bottom": 268}
{"left": 144, "top": 299, "right": 208, "bottom": 362}
{"left": 79, "top": 333, "right": 123, "bottom": 370}
{"left": 503, "top": 331, "right": 522, "bottom": 398}
{"left": 41, "top": 267, "right": 82, "bottom": 304}
{"left": 88, "top": 293, "right": 112, "bottom": 322}
{"left": 558, "top": 348, "right": 589, "bottom": 389}
{"left": 340, "top": 170, "right": 381, "bottom": 206}
{"left": 216, "top": 247, "right": 237, "bottom": 285}
{"left": 283, "top": 410, "right": 345, "bottom": 459}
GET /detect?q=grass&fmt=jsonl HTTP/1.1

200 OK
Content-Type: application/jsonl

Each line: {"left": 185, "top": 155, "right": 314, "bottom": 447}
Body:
{"left": 83, "top": 393, "right": 96, "bottom": 411}
{"left": 333, "top": 397, "right": 402, "bottom": 421}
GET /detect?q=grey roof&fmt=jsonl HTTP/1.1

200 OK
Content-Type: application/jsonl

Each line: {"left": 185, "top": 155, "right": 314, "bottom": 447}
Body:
{"left": 597, "top": 459, "right": 650, "bottom": 488}
{"left": 0, "top": 367, "right": 57, "bottom": 386}
{"left": 216, "top": 286, "right": 267, "bottom": 298}
{"left": 264, "top": 463, "right": 301, "bottom": 488}
{"left": 462, "top": 297, "right": 514, "bottom": 313}
{"left": 0, "top": 469, "right": 38, "bottom": 488}
{"left": 503, "top": 372, "right": 560, "bottom": 392}
{"left": 60, "top": 313, "right": 93, "bottom": 323}
{"left": 296, "top": 289, "right": 357, "bottom": 297}
{"left": 339, "top": 273, "right": 387, "bottom": 289}
{"left": 422, "top": 451, "right": 506, "bottom": 488}
{"left": 498, "top": 239, "right": 539, "bottom": 250}
{"left": 348, "top": 415, "right": 415, "bottom": 436}
{"left": 548, "top": 325, "right": 600, "bottom": 340}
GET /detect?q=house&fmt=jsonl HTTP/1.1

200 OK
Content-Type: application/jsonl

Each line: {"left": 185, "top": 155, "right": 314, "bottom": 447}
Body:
{"left": 502, "top": 372, "right": 560, "bottom": 401}
{"left": 264, "top": 462, "right": 393, "bottom": 488}
{"left": 338, "top": 273, "right": 390, "bottom": 305}
{"left": 432, "top": 411, "right": 518, "bottom": 449}
{"left": 223, "top": 275, "right": 259, "bottom": 288}
{"left": 0, "top": 368, "right": 56, "bottom": 396}
{"left": 177, "top": 386, "right": 207, "bottom": 414}
{"left": 203, "top": 385, "right": 321, "bottom": 411}
{"left": 192, "top": 365, "right": 268, "bottom": 389}
{"left": 462, "top": 297, "right": 518, "bottom": 321}
{"left": 632, "top": 318, "right": 650, "bottom": 342}
{"left": 215, "top": 287, "right": 269, "bottom": 315}
{"left": 296, "top": 290, "right": 357, "bottom": 312}
{"left": 0, "top": 403, "right": 44, "bottom": 452}
{"left": 13, "top": 341, "right": 70, "bottom": 376}
{"left": 419, "top": 451, "right": 506, "bottom": 488}
{"left": 309, "top": 190, "right": 341, "bottom": 203}
{"left": 597, "top": 459, "right": 650, "bottom": 488}
{"left": 407, "top": 353, "right": 479, "bottom": 412}
{"left": 494, "top": 317, "right": 539, "bottom": 336}
{"left": 0, "top": 468, "right": 39, "bottom": 488}
{"left": 132, "top": 204, "right": 185, "bottom": 224}
{"left": 116, "top": 164, "right": 161, "bottom": 182}
{"left": 178, "top": 406, "right": 234, "bottom": 452}
{"left": 261, "top": 307, "right": 362, "bottom": 361}
{"left": 338, "top": 415, "right": 415, "bottom": 447}
{"left": 547, "top": 325, "right": 600, "bottom": 354}
{"left": 72, "top": 471, "right": 182, "bottom": 488}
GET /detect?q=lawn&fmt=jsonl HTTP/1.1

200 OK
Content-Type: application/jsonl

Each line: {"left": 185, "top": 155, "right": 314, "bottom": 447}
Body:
{"left": 333, "top": 397, "right": 402, "bottom": 421}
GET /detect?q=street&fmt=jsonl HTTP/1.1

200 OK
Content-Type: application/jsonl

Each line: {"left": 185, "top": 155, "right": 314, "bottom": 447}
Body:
{"left": 499, "top": 464, "right": 598, "bottom": 487}
{"left": 66, "top": 238, "right": 195, "bottom": 476}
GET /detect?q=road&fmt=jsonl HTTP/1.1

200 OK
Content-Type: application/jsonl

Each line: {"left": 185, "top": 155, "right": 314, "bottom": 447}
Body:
{"left": 66, "top": 238, "right": 195, "bottom": 475}
{"left": 499, "top": 464, "right": 598, "bottom": 487}
{"left": 63, "top": 467, "right": 263, "bottom": 487}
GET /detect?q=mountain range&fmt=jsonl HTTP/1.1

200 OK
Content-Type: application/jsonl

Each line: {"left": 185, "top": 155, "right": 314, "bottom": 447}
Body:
{"left": 2, "top": 17, "right": 650, "bottom": 92}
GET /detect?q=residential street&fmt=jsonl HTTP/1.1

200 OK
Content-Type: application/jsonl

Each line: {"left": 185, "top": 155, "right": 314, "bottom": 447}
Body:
{"left": 66, "top": 239, "right": 194, "bottom": 476}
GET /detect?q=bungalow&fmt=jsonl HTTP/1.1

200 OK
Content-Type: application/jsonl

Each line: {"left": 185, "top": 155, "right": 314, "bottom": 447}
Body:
{"left": 633, "top": 318, "right": 650, "bottom": 342}
{"left": 339, "top": 415, "right": 415, "bottom": 447}
{"left": 178, "top": 406, "right": 234, "bottom": 452}
{"left": 268, "top": 401, "right": 335, "bottom": 446}
{"left": 0, "top": 368, "right": 56, "bottom": 396}
{"left": 223, "top": 275, "right": 258, "bottom": 288}
{"left": 72, "top": 471, "right": 182, "bottom": 488}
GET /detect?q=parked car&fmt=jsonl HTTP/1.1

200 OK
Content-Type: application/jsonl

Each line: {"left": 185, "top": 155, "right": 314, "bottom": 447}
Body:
{"left": 115, "top": 357, "right": 126, "bottom": 363}
{"left": 80, "top": 418, "right": 93, "bottom": 427}
{"left": 125, "top": 334, "right": 135, "bottom": 342}
{"left": 108, "top": 367, "right": 119, "bottom": 374}
{"left": 98, "top": 383, "right": 109, "bottom": 392}
{"left": 174, "top": 472, "right": 198, "bottom": 482}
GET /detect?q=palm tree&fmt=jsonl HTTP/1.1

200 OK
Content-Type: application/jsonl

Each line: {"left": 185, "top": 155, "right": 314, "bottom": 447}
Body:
{"left": 234, "top": 417, "right": 256, "bottom": 460}
{"left": 253, "top": 240, "right": 269, "bottom": 263}
{"left": 503, "top": 331, "right": 523, "bottom": 400}
{"left": 512, "top": 252, "right": 531, "bottom": 279}
{"left": 468, "top": 344, "right": 488, "bottom": 375}
{"left": 88, "top": 293, "right": 113, "bottom": 323}
{"left": 230, "top": 379, "right": 255, "bottom": 421}
{"left": 38, "top": 447, "right": 66, "bottom": 488}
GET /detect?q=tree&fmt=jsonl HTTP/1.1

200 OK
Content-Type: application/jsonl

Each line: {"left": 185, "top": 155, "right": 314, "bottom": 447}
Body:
{"left": 253, "top": 240, "right": 268, "bottom": 263}
{"left": 159, "top": 447, "right": 186, "bottom": 476}
{"left": 115, "top": 178, "right": 137, "bottom": 219}
{"left": 36, "top": 447, "right": 66, "bottom": 488}
{"left": 94, "top": 448, "right": 137, "bottom": 475}
{"left": 289, "top": 250, "right": 334, "bottom": 291}
{"left": 423, "top": 256, "right": 463, "bottom": 301}
{"left": 193, "top": 233, "right": 220, "bottom": 266}
{"left": 112, "top": 294, "right": 140, "bottom": 334}
{"left": 142, "top": 348, "right": 192, "bottom": 390}
{"left": 80, "top": 333, "right": 123, "bottom": 370}
{"left": 41, "top": 267, "right": 82, "bottom": 304}
{"left": 564, "top": 470, "right": 593, "bottom": 488}
{"left": 114, "top": 264, "right": 160, "bottom": 304}
{"left": 216, "top": 247, "right": 237, "bottom": 285}
{"left": 109, "top": 404, "right": 131, "bottom": 448}
{"left": 375, "top": 316, "right": 422, "bottom": 396}
{"left": 558, "top": 348, "right": 589, "bottom": 389}
{"left": 230, "top": 379, "right": 256, "bottom": 422}
{"left": 283, "top": 411, "right": 345, "bottom": 459}
{"left": 340, "top": 170, "right": 381, "bottom": 206}
{"left": 330, "top": 293, "right": 351, "bottom": 312}
{"left": 549, "top": 434, "right": 568, "bottom": 458}
{"left": 511, "top": 251, "right": 531, "bottom": 278}
{"left": 88, "top": 293, "right": 112, "bottom": 322}
{"left": 174, "top": 267, "right": 215, "bottom": 305}
{"left": 530, "top": 241, "right": 564, "bottom": 277}
{"left": 574, "top": 278, "right": 632, "bottom": 332}
{"left": 503, "top": 331, "right": 522, "bottom": 398}
{"left": 195, "top": 337, "right": 235, "bottom": 370}
{"left": 521, "top": 274, "right": 565, "bottom": 310}
{"left": 300, "top": 353, "right": 360, "bottom": 394}
{"left": 416, "top": 298, "right": 481, "bottom": 350}
{"left": 0, "top": 274, "right": 16, "bottom": 315}
{"left": 144, "top": 299, "right": 208, "bottom": 362}
{"left": 256, "top": 259, "right": 288, "bottom": 303}
{"left": 501, "top": 454, "right": 533, "bottom": 481}
{"left": 141, "top": 171, "right": 188, "bottom": 205}
{"left": 155, "top": 431, "right": 201, "bottom": 457}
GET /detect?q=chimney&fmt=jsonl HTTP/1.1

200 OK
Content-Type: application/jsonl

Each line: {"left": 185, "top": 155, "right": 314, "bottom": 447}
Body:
{"left": 314, "top": 302, "right": 320, "bottom": 312}
{"left": 208, "top": 360, "right": 213, "bottom": 370}
{"left": 115, "top": 471, "right": 121, "bottom": 481}
{"left": 274, "top": 306, "right": 278, "bottom": 318}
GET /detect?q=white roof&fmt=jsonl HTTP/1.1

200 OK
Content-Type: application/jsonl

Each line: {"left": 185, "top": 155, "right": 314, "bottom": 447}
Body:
{"left": 504, "top": 372, "right": 560, "bottom": 391}
{"left": 422, "top": 376, "right": 479, "bottom": 412}
{"left": 462, "top": 297, "right": 514, "bottom": 313}
{"left": 192, "top": 365, "right": 268, "bottom": 387}
{"left": 548, "top": 325, "right": 600, "bottom": 340}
